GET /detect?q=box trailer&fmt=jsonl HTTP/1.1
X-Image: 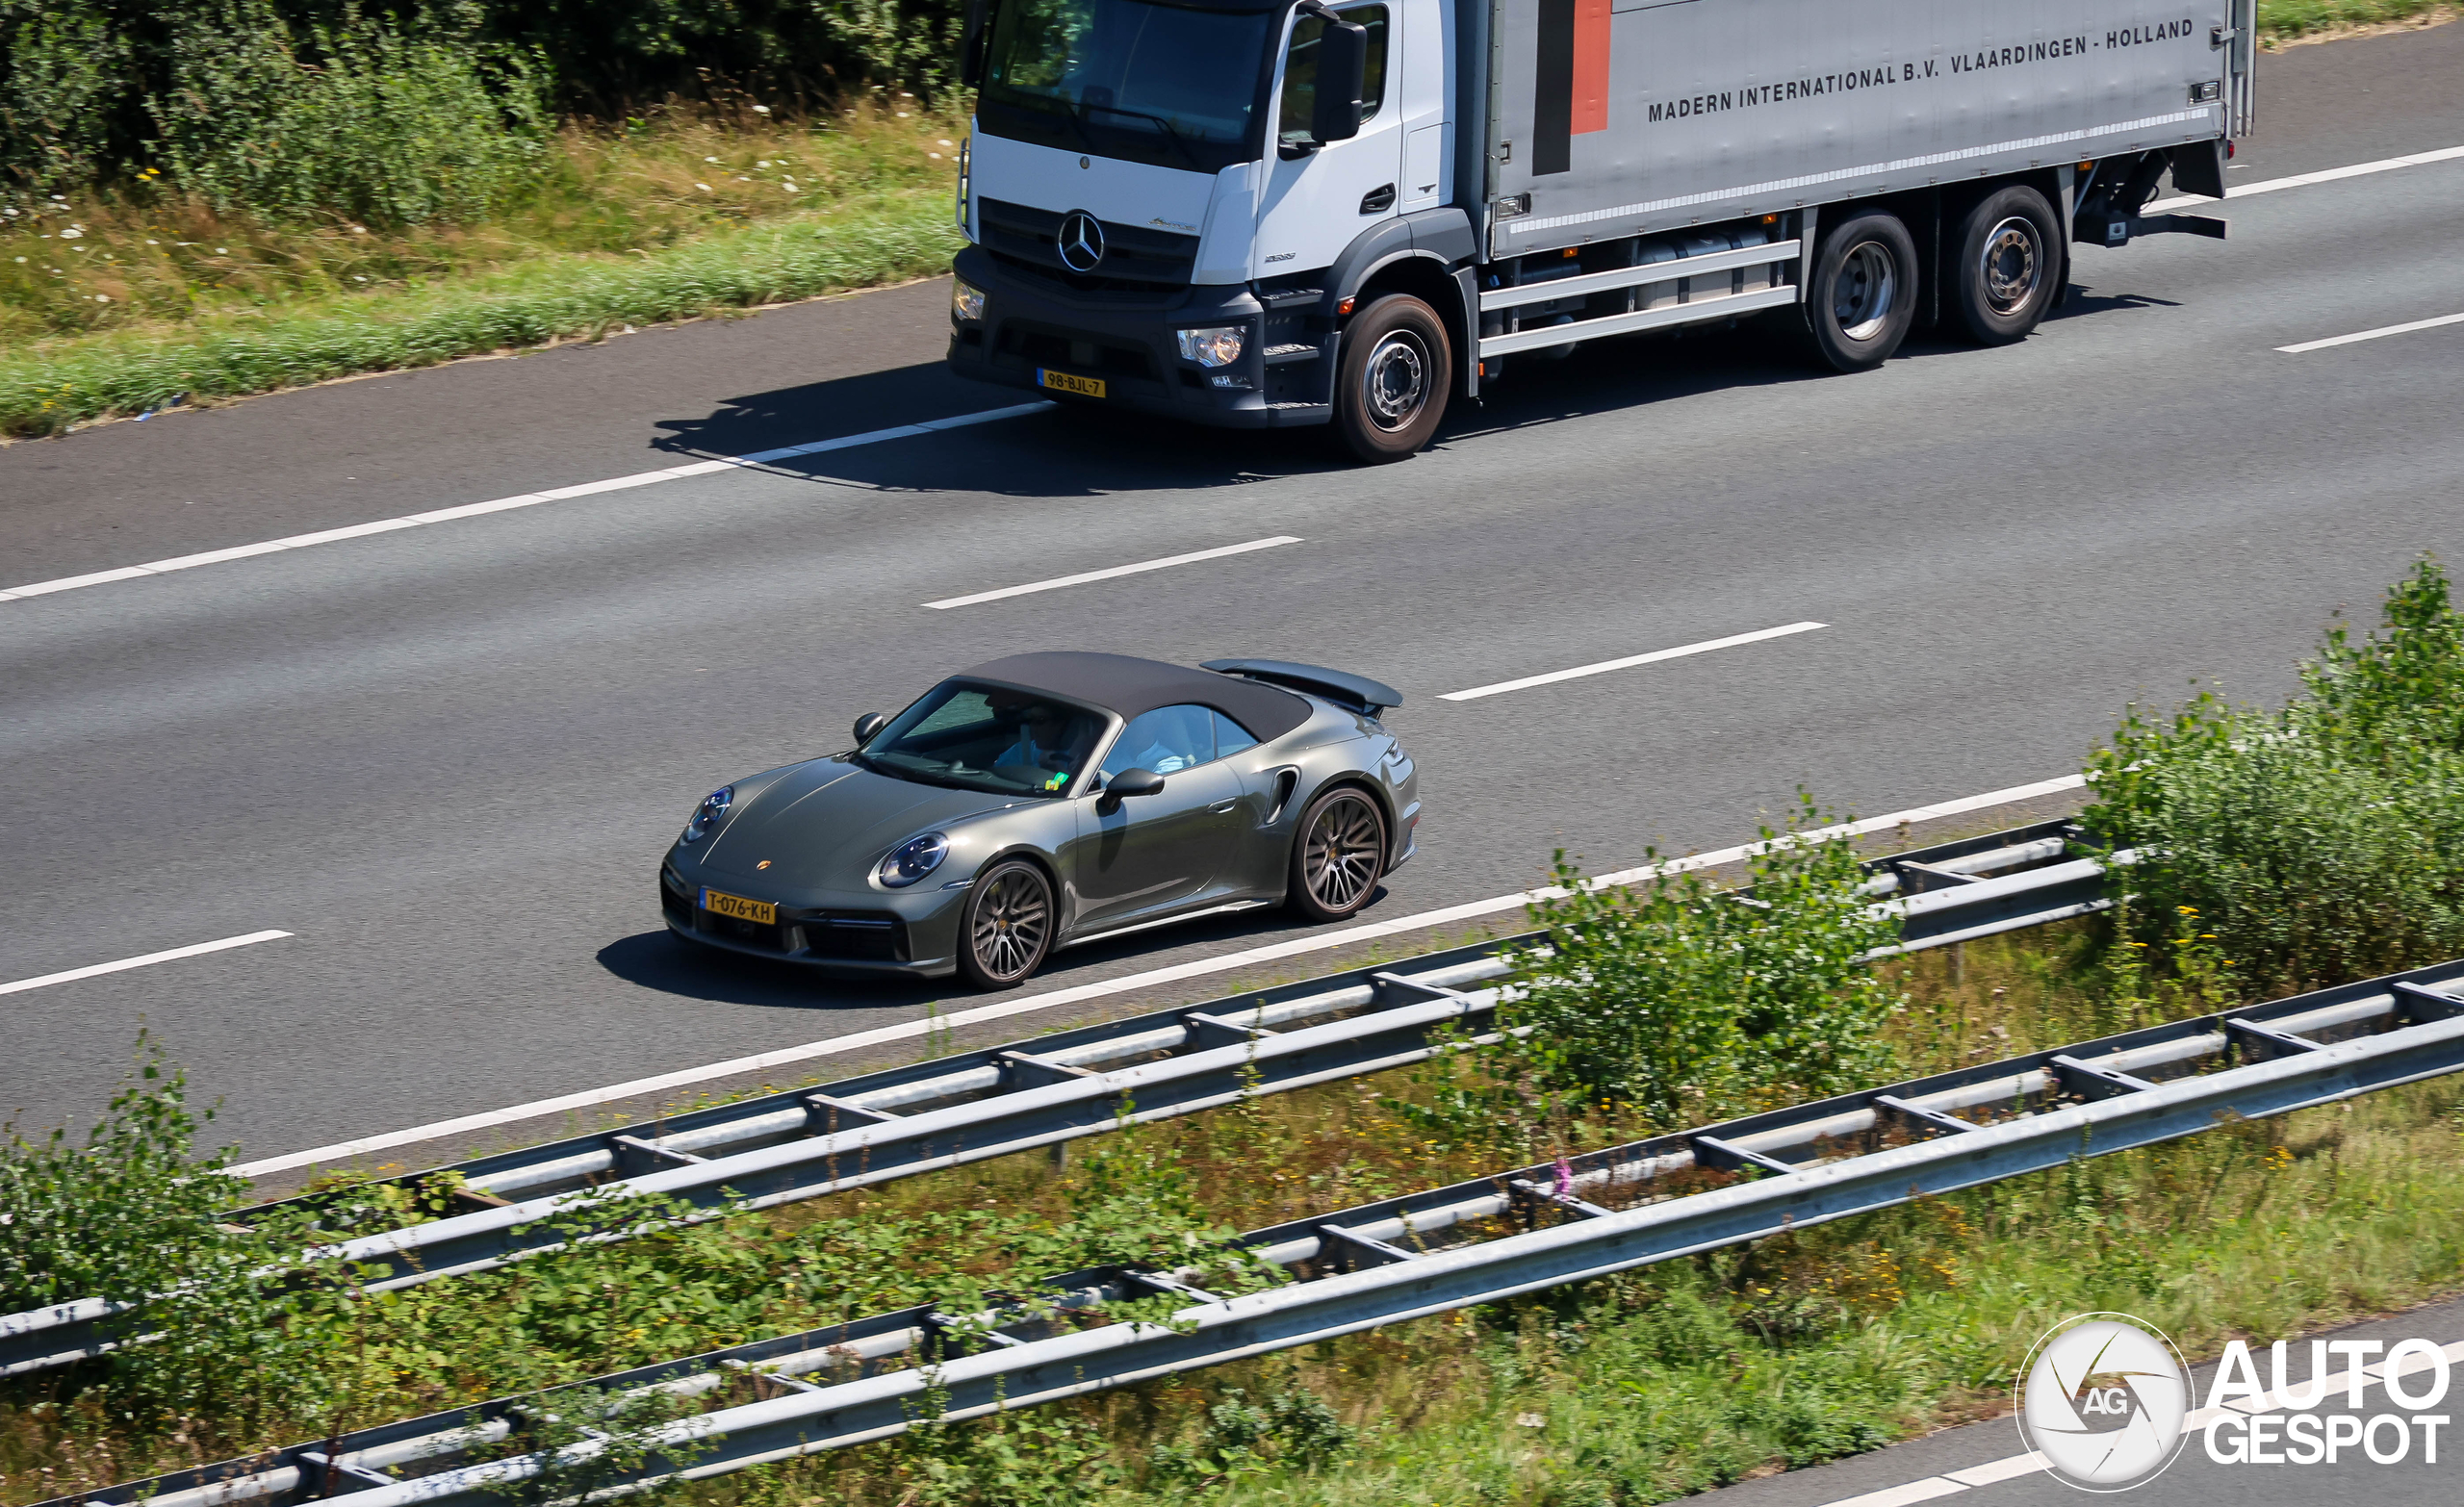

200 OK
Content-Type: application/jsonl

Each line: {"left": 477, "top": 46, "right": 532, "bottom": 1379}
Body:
{"left": 944, "top": 0, "right": 2254, "bottom": 460}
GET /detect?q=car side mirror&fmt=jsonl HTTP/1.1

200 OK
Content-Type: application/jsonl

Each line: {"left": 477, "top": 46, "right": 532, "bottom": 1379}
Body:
{"left": 1096, "top": 766, "right": 1165, "bottom": 814}
{"left": 1310, "top": 16, "right": 1368, "bottom": 145}
{"left": 853, "top": 712, "right": 888, "bottom": 745}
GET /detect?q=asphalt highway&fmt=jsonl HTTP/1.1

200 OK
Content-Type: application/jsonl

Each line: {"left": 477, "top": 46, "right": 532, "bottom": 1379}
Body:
{"left": 3, "top": 24, "right": 2461, "bottom": 1172}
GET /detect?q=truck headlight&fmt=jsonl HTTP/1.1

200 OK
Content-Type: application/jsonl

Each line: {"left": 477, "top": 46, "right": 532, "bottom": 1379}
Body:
{"left": 951, "top": 278, "right": 987, "bottom": 322}
{"left": 1176, "top": 325, "right": 1245, "bottom": 367}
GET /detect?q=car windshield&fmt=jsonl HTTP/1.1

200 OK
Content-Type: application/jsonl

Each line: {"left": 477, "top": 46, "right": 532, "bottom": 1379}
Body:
{"left": 857, "top": 680, "right": 1108, "bottom": 798}
{"left": 977, "top": 0, "right": 1278, "bottom": 174}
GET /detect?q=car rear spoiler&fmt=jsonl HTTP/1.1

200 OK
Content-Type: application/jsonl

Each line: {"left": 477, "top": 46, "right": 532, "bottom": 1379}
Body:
{"left": 1201, "top": 658, "right": 1403, "bottom": 716}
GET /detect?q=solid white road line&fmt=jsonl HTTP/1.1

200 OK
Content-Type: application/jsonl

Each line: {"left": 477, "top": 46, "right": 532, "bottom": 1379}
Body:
{"left": 226, "top": 770, "right": 2085, "bottom": 1179}
{"left": 0, "top": 402, "right": 1055, "bottom": 604}
{"left": 2143, "top": 141, "right": 2464, "bottom": 213}
{"left": 2277, "top": 310, "right": 2464, "bottom": 354}
{"left": 923, "top": 536, "right": 1305, "bottom": 610}
{"left": 0, "top": 930, "right": 292, "bottom": 998}
{"left": 1440, "top": 622, "right": 1828, "bottom": 702}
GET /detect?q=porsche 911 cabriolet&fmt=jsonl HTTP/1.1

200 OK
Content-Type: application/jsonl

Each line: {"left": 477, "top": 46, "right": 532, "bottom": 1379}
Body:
{"left": 659, "top": 651, "right": 1419, "bottom": 987}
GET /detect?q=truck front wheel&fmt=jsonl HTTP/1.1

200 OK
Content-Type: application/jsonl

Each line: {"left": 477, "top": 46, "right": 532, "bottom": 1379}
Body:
{"left": 1950, "top": 186, "right": 2062, "bottom": 345}
{"left": 1333, "top": 294, "right": 1451, "bottom": 463}
{"left": 1806, "top": 211, "right": 1917, "bottom": 372}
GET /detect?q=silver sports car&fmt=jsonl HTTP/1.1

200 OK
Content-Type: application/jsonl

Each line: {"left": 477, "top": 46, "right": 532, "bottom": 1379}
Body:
{"left": 659, "top": 652, "right": 1420, "bottom": 988}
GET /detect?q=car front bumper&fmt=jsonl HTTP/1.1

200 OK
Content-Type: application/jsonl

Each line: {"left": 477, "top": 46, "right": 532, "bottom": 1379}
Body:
{"left": 660, "top": 860, "right": 965, "bottom": 979}
{"left": 944, "top": 246, "right": 1334, "bottom": 429}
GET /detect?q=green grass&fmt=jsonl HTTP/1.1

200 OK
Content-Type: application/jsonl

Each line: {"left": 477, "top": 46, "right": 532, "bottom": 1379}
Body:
{"left": 2257, "top": 0, "right": 2451, "bottom": 40}
{"left": 0, "top": 101, "right": 964, "bottom": 439}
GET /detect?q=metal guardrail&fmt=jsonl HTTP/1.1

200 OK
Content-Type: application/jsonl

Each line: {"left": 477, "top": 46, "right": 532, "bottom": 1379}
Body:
{"left": 0, "top": 819, "right": 2109, "bottom": 1379}
{"left": 51, "top": 955, "right": 2464, "bottom": 1507}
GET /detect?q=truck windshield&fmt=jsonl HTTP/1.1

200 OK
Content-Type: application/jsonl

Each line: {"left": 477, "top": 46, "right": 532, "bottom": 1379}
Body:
{"left": 977, "top": 0, "right": 1276, "bottom": 175}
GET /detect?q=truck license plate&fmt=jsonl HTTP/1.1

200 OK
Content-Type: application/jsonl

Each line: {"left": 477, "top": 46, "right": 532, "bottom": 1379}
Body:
{"left": 701, "top": 888, "right": 775, "bottom": 924}
{"left": 1037, "top": 369, "right": 1105, "bottom": 399}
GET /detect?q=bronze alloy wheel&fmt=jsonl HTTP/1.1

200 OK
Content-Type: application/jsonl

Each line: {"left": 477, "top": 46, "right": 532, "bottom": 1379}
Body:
{"left": 1287, "top": 787, "right": 1387, "bottom": 922}
{"left": 958, "top": 859, "right": 1053, "bottom": 989}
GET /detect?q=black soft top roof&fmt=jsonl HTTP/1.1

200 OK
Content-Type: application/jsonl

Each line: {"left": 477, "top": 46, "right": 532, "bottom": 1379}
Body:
{"left": 956, "top": 651, "right": 1312, "bottom": 740}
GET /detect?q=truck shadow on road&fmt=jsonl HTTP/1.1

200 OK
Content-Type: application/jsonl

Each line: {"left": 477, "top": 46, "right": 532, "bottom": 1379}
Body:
{"left": 644, "top": 284, "right": 2179, "bottom": 494}
{"left": 592, "top": 884, "right": 1398, "bottom": 1011}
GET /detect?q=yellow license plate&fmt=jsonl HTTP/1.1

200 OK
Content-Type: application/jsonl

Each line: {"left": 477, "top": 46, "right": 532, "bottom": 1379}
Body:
{"left": 1037, "top": 368, "right": 1106, "bottom": 399}
{"left": 701, "top": 888, "right": 775, "bottom": 925}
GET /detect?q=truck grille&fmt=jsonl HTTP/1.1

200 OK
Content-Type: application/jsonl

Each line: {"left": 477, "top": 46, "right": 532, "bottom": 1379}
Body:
{"left": 978, "top": 197, "right": 1198, "bottom": 295}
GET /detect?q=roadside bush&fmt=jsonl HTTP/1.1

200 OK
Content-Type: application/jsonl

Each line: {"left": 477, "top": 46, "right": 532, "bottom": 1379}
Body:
{"left": 2087, "top": 556, "right": 2464, "bottom": 993}
{"left": 149, "top": 0, "right": 551, "bottom": 227}
{"left": 0, "top": 1035, "right": 240, "bottom": 1316}
{"left": 1493, "top": 796, "right": 1906, "bottom": 1137}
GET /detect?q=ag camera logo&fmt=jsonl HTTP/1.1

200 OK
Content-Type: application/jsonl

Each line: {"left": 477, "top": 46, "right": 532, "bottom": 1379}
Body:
{"left": 2015, "top": 1313, "right": 2192, "bottom": 1492}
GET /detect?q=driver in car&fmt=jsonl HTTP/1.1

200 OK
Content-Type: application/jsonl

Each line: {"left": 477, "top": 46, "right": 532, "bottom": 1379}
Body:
{"left": 990, "top": 699, "right": 1096, "bottom": 789}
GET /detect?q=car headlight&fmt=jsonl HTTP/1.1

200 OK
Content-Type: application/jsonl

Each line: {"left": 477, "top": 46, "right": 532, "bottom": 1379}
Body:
{"left": 951, "top": 278, "right": 987, "bottom": 322}
{"left": 1176, "top": 325, "right": 1245, "bottom": 367}
{"left": 878, "top": 832, "right": 950, "bottom": 887}
{"left": 680, "top": 785, "right": 732, "bottom": 843}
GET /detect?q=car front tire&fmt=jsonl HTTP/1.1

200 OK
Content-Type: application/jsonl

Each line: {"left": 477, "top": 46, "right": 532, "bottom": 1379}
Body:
{"left": 1286, "top": 786, "right": 1387, "bottom": 923}
{"left": 955, "top": 859, "right": 1054, "bottom": 990}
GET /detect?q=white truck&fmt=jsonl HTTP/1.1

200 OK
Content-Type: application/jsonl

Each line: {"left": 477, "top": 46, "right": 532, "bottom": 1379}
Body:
{"left": 942, "top": 0, "right": 2254, "bottom": 460}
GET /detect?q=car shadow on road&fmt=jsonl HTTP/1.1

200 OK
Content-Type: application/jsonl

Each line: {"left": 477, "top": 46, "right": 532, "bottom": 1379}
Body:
{"left": 593, "top": 883, "right": 1404, "bottom": 1013}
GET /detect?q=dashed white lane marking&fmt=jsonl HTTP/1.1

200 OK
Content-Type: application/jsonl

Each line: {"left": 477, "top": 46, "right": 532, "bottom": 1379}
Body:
{"left": 2277, "top": 310, "right": 2464, "bottom": 354}
{"left": 0, "top": 930, "right": 293, "bottom": 997}
{"left": 2143, "top": 141, "right": 2464, "bottom": 213}
{"left": 1805, "top": 1338, "right": 2464, "bottom": 1505}
{"left": 0, "top": 402, "right": 1055, "bottom": 604}
{"left": 923, "top": 536, "right": 1304, "bottom": 609}
{"left": 225, "top": 770, "right": 2085, "bottom": 1179}
{"left": 1440, "top": 622, "right": 1828, "bottom": 702}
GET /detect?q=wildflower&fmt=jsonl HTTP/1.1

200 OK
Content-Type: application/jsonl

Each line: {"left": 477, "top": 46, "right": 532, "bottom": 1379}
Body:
{"left": 897, "top": 111, "right": 911, "bottom": 118}
{"left": 93, "top": 294, "right": 110, "bottom": 302}
{"left": 753, "top": 104, "right": 771, "bottom": 114}
{"left": 939, "top": 139, "right": 955, "bottom": 146}
{"left": 928, "top": 152, "right": 941, "bottom": 160}
{"left": 705, "top": 156, "right": 721, "bottom": 164}
{"left": 215, "top": 247, "right": 228, "bottom": 254}
{"left": 696, "top": 183, "right": 712, "bottom": 192}
{"left": 757, "top": 160, "right": 772, "bottom": 167}
{"left": 61, "top": 226, "right": 84, "bottom": 239}
{"left": 1515, "top": 1413, "right": 1547, "bottom": 1429}
{"left": 146, "top": 239, "right": 158, "bottom": 244}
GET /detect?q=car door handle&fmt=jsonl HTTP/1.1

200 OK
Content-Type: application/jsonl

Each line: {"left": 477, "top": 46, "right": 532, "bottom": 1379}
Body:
{"left": 1209, "top": 799, "right": 1240, "bottom": 814}
{"left": 1359, "top": 183, "right": 1396, "bottom": 215}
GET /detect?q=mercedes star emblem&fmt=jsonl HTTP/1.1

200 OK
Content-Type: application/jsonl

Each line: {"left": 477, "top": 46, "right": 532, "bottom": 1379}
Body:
{"left": 1056, "top": 210, "right": 1105, "bottom": 272}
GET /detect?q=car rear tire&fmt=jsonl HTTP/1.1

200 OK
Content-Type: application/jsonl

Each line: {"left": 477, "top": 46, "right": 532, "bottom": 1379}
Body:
{"left": 1285, "top": 786, "right": 1387, "bottom": 923}
{"left": 1950, "top": 186, "right": 2063, "bottom": 345}
{"left": 1332, "top": 294, "right": 1452, "bottom": 464}
{"left": 956, "top": 859, "right": 1054, "bottom": 990}
{"left": 1805, "top": 210, "right": 1918, "bottom": 372}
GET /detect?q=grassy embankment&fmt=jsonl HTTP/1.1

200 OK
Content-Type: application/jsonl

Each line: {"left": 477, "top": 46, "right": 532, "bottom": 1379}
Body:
{"left": 0, "top": 101, "right": 966, "bottom": 440}
{"left": 7, "top": 559, "right": 2464, "bottom": 1507}
{"left": 0, "top": 0, "right": 2446, "bottom": 444}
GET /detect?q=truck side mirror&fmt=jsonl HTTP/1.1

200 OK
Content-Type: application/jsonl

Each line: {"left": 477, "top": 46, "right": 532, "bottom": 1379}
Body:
{"left": 1310, "top": 17, "right": 1367, "bottom": 144}
{"left": 959, "top": 0, "right": 990, "bottom": 87}
{"left": 854, "top": 712, "right": 889, "bottom": 744}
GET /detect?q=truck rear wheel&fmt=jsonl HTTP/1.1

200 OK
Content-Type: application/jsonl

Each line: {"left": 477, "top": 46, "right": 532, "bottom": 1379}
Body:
{"left": 1806, "top": 211, "right": 1917, "bottom": 372}
{"left": 1333, "top": 294, "right": 1451, "bottom": 464}
{"left": 1951, "top": 186, "right": 2062, "bottom": 345}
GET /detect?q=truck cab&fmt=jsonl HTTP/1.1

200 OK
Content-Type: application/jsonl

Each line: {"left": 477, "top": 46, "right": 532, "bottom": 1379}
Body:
{"left": 946, "top": 0, "right": 1471, "bottom": 459}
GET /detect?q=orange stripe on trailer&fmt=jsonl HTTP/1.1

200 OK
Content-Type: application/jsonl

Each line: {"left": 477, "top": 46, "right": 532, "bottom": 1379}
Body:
{"left": 1572, "top": 0, "right": 1612, "bottom": 134}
